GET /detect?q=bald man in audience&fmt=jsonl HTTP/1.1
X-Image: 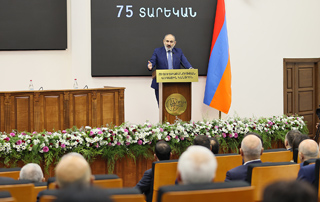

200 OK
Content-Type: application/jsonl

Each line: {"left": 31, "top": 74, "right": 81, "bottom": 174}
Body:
{"left": 176, "top": 145, "right": 217, "bottom": 184}
{"left": 225, "top": 134, "right": 263, "bottom": 182}
{"left": 55, "top": 153, "right": 94, "bottom": 189}
{"left": 297, "top": 139, "right": 319, "bottom": 184}
{"left": 19, "top": 163, "right": 45, "bottom": 182}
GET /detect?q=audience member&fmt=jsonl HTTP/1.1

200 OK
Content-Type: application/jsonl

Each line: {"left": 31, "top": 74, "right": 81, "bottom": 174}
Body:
{"left": 135, "top": 140, "right": 171, "bottom": 202}
{"left": 297, "top": 139, "right": 319, "bottom": 184}
{"left": 193, "top": 135, "right": 210, "bottom": 150}
{"left": 292, "top": 134, "right": 309, "bottom": 153}
{"left": 209, "top": 137, "right": 219, "bottom": 154}
{"left": 176, "top": 145, "right": 217, "bottom": 184}
{"left": 225, "top": 134, "right": 263, "bottom": 182}
{"left": 284, "top": 130, "right": 302, "bottom": 150}
{"left": 55, "top": 152, "right": 94, "bottom": 189}
{"left": 263, "top": 180, "right": 317, "bottom": 202}
{"left": 244, "top": 132, "right": 263, "bottom": 146}
{"left": 55, "top": 186, "right": 112, "bottom": 202}
{"left": 19, "top": 163, "right": 45, "bottom": 182}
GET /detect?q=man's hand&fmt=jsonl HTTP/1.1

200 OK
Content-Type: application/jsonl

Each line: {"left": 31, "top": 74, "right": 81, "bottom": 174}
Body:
{"left": 147, "top": 61, "right": 153, "bottom": 70}
{"left": 316, "top": 123, "right": 319, "bottom": 129}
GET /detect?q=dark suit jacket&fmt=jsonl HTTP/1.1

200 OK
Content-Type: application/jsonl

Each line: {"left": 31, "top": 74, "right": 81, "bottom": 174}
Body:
{"left": 297, "top": 163, "right": 316, "bottom": 185}
{"left": 225, "top": 160, "right": 262, "bottom": 182}
{"left": 135, "top": 168, "right": 153, "bottom": 202}
{"left": 149, "top": 47, "right": 192, "bottom": 90}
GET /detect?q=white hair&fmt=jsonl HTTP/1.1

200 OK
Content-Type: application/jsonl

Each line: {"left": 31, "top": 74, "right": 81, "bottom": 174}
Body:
{"left": 19, "top": 163, "right": 43, "bottom": 182}
{"left": 177, "top": 145, "right": 217, "bottom": 184}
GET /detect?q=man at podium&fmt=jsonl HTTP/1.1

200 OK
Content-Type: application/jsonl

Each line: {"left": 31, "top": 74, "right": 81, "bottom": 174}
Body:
{"left": 147, "top": 34, "right": 192, "bottom": 105}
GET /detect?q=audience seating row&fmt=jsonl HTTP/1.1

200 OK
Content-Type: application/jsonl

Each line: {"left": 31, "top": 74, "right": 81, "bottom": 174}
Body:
{"left": 0, "top": 149, "right": 315, "bottom": 202}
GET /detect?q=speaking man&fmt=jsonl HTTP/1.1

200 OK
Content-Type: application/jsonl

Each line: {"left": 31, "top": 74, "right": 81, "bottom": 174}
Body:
{"left": 147, "top": 34, "right": 192, "bottom": 104}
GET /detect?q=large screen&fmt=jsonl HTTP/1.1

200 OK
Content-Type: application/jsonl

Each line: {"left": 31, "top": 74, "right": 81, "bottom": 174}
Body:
{"left": 0, "top": 0, "right": 67, "bottom": 50}
{"left": 91, "top": 0, "right": 217, "bottom": 76}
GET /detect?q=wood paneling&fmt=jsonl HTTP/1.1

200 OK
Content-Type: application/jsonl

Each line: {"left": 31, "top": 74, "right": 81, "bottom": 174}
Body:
{"left": 0, "top": 87, "right": 125, "bottom": 133}
{"left": 284, "top": 58, "right": 320, "bottom": 137}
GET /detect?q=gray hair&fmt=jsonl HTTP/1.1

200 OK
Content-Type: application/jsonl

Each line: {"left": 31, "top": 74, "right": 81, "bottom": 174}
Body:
{"left": 177, "top": 145, "right": 217, "bottom": 184}
{"left": 19, "top": 163, "right": 43, "bottom": 182}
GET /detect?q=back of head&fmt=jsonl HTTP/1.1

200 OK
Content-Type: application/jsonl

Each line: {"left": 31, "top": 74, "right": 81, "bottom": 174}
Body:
{"left": 263, "top": 180, "right": 317, "bottom": 202}
{"left": 241, "top": 134, "right": 263, "bottom": 161}
{"left": 285, "top": 130, "right": 302, "bottom": 148}
{"left": 55, "top": 153, "right": 92, "bottom": 189}
{"left": 177, "top": 145, "right": 217, "bottom": 185}
{"left": 209, "top": 137, "right": 219, "bottom": 154}
{"left": 155, "top": 141, "right": 171, "bottom": 160}
{"left": 193, "top": 135, "right": 210, "bottom": 150}
{"left": 244, "top": 132, "right": 263, "bottom": 146}
{"left": 298, "top": 139, "right": 319, "bottom": 162}
{"left": 292, "top": 134, "right": 309, "bottom": 152}
{"left": 19, "top": 163, "right": 43, "bottom": 182}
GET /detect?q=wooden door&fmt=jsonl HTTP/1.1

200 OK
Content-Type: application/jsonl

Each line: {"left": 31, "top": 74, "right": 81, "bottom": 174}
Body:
{"left": 283, "top": 58, "right": 320, "bottom": 137}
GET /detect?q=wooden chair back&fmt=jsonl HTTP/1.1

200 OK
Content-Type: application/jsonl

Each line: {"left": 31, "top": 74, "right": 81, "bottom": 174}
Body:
{"left": 0, "top": 173, "right": 20, "bottom": 181}
{"left": 215, "top": 154, "right": 242, "bottom": 182}
{"left": 111, "top": 194, "right": 145, "bottom": 202}
{"left": 0, "top": 183, "right": 34, "bottom": 202}
{"left": 48, "top": 175, "right": 123, "bottom": 189}
{"left": 158, "top": 181, "right": 254, "bottom": 202}
{"left": 0, "top": 197, "right": 15, "bottom": 202}
{"left": 247, "top": 162, "right": 300, "bottom": 202}
{"left": 152, "top": 160, "right": 178, "bottom": 202}
{"left": 260, "top": 149, "right": 292, "bottom": 162}
{"left": 93, "top": 178, "right": 123, "bottom": 188}
{"left": 39, "top": 195, "right": 56, "bottom": 202}
{"left": 34, "top": 186, "right": 47, "bottom": 201}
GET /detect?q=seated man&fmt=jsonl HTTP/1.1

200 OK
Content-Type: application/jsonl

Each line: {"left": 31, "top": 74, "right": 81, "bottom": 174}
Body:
{"left": 209, "top": 137, "right": 219, "bottom": 154}
{"left": 193, "top": 135, "right": 210, "bottom": 150}
{"left": 297, "top": 139, "right": 319, "bottom": 184}
{"left": 19, "top": 163, "right": 45, "bottom": 182}
{"left": 55, "top": 152, "right": 94, "bottom": 189}
{"left": 37, "top": 153, "right": 94, "bottom": 202}
{"left": 263, "top": 180, "right": 317, "bottom": 202}
{"left": 135, "top": 141, "right": 171, "bottom": 202}
{"left": 284, "top": 130, "right": 302, "bottom": 151}
{"left": 176, "top": 145, "right": 217, "bottom": 184}
{"left": 225, "top": 134, "right": 263, "bottom": 182}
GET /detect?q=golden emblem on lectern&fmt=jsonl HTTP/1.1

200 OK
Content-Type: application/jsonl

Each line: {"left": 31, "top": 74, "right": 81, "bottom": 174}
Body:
{"left": 165, "top": 93, "right": 187, "bottom": 116}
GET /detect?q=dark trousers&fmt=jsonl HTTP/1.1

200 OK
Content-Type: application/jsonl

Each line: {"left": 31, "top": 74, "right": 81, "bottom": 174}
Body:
{"left": 155, "top": 89, "right": 159, "bottom": 107}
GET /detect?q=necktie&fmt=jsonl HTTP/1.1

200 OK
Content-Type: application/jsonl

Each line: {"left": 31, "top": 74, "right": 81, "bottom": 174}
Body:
{"left": 167, "top": 50, "right": 173, "bottom": 69}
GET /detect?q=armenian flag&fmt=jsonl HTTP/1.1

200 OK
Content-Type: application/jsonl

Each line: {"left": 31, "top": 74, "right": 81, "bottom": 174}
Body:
{"left": 203, "top": 0, "right": 231, "bottom": 114}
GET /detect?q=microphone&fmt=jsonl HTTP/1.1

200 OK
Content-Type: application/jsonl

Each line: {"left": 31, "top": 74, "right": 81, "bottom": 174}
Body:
{"left": 39, "top": 87, "right": 43, "bottom": 90}
{"left": 172, "top": 51, "right": 187, "bottom": 69}
{"left": 84, "top": 85, "right": 88, "bottom": 89}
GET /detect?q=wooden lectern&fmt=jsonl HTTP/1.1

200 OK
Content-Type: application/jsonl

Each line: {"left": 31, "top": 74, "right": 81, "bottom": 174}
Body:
{"left": 156, "top": 69, "right": 198, "bottom": 124}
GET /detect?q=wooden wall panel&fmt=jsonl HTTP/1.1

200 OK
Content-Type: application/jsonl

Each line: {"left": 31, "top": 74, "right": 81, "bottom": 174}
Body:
{"left": 0, "top": 88, "right": 125, "bottom": 133}
{"left": 298, "top": 68, "right": 313, "bottom": 88}
{"left": 287, "top": 92, "right": 292, "bottom": 114}
{"left": 14, "top": 96, "right": 32, "bottom": 132}
{"left": 0, "top": 95, "right": 4, "bottom": 132}
{"left": 100, "top": 93, "right": 115, "bottom": 126}
{"left": 43, "top": 95, "right": 62, "bottom": 131}
{"left": 72, "top": 94, "right": 90, "bottom": 128}
{"left": 298, "top": 91, "right": 313, "bottom": 112}
{"left": 284, "top": 58, "right": 320, "bottom": 138}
